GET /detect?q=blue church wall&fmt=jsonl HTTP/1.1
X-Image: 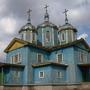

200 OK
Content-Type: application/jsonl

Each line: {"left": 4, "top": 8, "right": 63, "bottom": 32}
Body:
{"left": 49, "top": 47, "right": 74, "bottom": 64}
{"left": 6, "top": 46, "right": 29, "bottom": 85}
{"left": 33, "top": 65, "right": 66, "bottom": 84}
{"left": 33, "top": 66, "right": 52, "bottom": 84}
{"left": 6, "top": 47, "right": 27, "bottom": 65}
{"left": 4, "top": 67, "right": 24, "bottom": 85}
{"left": 73, "top": 46, "right": 90, "bottom": 83}
{"left": 51, "top": 66, "right": 67, "bottom": 84}
{"left": 27, "top": 46, "right": 50, "bottom": 84}
{"left": 48, "top": 46, "right": 80, "bottom": 84}
{"left": 74, "top": 46, "right": 89, "bottom": 64}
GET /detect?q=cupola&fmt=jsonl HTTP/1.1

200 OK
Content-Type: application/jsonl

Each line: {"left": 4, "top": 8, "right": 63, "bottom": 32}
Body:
{"left": 58, "top": 9, "right": 77, "bottom": 45}
{"left": 37, "top": 5, "right": 58, "bottom": 47}
{"left": 19, "top": 9, "right": 37, "bottom": 44}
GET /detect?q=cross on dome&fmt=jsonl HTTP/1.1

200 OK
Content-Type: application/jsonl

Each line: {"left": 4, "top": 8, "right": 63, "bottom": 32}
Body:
{"left": 27, "top": 9, "right": 32, "bottom": 24}
{"left": 63, "top": 9, "right": 69, "bottom": 24}
{"left": 44, "top": 5, "right": 49, "bottom": 21}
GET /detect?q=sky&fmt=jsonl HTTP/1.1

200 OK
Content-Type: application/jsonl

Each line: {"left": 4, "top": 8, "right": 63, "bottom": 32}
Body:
{"left": 0, "top": 0, "right": 90, "bottom": 61}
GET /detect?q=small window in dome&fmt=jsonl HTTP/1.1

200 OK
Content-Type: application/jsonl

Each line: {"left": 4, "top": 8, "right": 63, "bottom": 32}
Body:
{"left": 61, "top": 32, "right": 66, "bottom": 41}
{"left": 32, "top": 33, "right": 35, "bottom": 42}
{"left": 21, "top": 34, "right": 23, "bottom": 39}
{"left": 45, "top": 31, "right": 50, "bottom": 42}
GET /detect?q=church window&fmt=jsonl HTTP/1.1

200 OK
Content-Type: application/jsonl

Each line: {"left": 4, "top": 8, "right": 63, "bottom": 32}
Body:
{"left": 39, "top": 71, "right": 44, "bottom": 78}
{"left": 23, "top": 32, "right": 26, "bottom": 40}
{"left": 13, "top": 70, "right": 20, "bottom": 80}
{"left": 79, "top": 51, "right": 87, "bottom": 63}
{"left": 21, "top": 34, "right": 23, "bottom": 39}
{"left": 61, "top": 32, "right": 65, "bottom": 41}
{"left": 11, "top": 53, "right": 21, "bottom": 64}
{"left": 57, "top": 71, "right": 63, "bottom": 78}
{"left": 45, "top": 31, "right": 50, "bottom": 42}
{"left": 57, "top": 53, "right": 63, "bottom": 63}
{"left": 32, "top": 33, "right": 35, "bottom": 41}
{"left": 37, "top": 54, "right": 43, "bottom": 63}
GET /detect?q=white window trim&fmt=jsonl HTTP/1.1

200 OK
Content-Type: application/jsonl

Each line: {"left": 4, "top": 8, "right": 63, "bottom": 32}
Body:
{"left": 66, "top": 30, "right": 68, "bottom": 43}
{"left": 56, "top": 71, "right": 63, "bottom": 78}
{"left": 17, "top": 53, "right": 21, "bottom": 63}
{"left": 37, "top": 53, "right": 43, "bottom": 63}
{"left": 11, "top": 53, "right": 21, "bottom": 64}
{"left": 79, "top": 51, "right": 87, "bottom": 63}
{"left": 30, "top": 31, "right": 32, "bottom": 43}
{"left": 10, "top": 56, "right": 13, "bottom": 64}
{"left": 39, "top": 71, "right": 44, "bottom": 78}
{"left": 56, "top": 53, "right": 63, "bottom": 63}
{"left": 32, "top": 32, "right": 36, "bottom": 42}
{"left": 52, "top": 28, "right": 54, "bottom": 46}
{"left": 61, "top": 31, "right": 66, "bottom": 42}
{"left": 45, "top": 30, "right": 51, "bottom": 43}
{"left": 42, "top": 28, "right": 44, "bottom": 46}
{"left": 23, "top": 31, "right": 26, "bottom": 40}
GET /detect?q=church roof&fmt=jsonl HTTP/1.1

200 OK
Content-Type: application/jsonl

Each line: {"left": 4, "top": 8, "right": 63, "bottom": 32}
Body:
{"left": 0, "top": 62, "right": 25, "bottom": 68}
{"left": 4, "top": 38, "right": 90, "bottom": 53}
{"left": 59, "top": 23, "right": 77, "bottom": 32}
{"left": 78, "top": 63, "right": 90, "bottom": 67}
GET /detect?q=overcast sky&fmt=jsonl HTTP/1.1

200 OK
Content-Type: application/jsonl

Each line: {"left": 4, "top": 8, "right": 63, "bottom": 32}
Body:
{"left": 0, "top": 0, "right": 90, "bottom": 61}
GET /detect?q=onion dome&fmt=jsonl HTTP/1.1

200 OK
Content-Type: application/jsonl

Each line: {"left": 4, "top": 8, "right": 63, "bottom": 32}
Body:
{"left": 58, "top": 9, "right": 77, "bottom": 45}
{"left": 59, "top": 23, "right": 77, "bottom": 32}
{"left": 19, "top": 9, "right": 37, "bottom": 43}
{"left": 19, "top": 9, "right": 36, "bottom": 33}
{"left": 37, "top": 5, "right": 58, "bottom": 29}
{"left": 59, "top": 9, "right": 77, "bottom": 32}
{"left": 19, "top": 23, "right": 36, "bottom": 33}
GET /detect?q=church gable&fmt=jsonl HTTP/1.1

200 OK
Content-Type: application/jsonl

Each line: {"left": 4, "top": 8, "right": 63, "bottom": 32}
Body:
{"left": 4, "top": 38, "right": 27, "bottom": 53}
{"left": 75, "top": 39, "right": 90, "bottom": 51}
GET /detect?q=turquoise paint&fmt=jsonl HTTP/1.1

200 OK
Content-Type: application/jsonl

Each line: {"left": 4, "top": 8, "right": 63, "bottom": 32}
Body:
{"left": 3, "top": 15, "right": 90, "bottom": 85}
{"left": 33, "top": 65, "right": 66, "bottom": 84}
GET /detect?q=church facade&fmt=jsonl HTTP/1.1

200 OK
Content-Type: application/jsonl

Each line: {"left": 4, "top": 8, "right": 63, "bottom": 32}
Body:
{"left": 0, "top": 6, "right": 90, "bottom": 90}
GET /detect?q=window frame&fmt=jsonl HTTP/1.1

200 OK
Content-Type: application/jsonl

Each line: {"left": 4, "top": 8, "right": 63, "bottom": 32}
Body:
{"left": 10, "top": 53, "right": 21, "bottom": 64}
{"left": 56, "top": 71, "right": 63, "bottom": 78}
{"left": 45, "top": 30, "right": 51, "bottom": 43}
{"left": 37, "top": 53, "right": 43, "bottom": 63}
{"left": 39, "top": 71, "right": 44, "bottom": 78}
{"left": 56, "top": 53, "right": 63, "bottom": 63}
{"left": 79, "top": 51, "right": 87, "bottom": 63}
{"left": 61, "top": 31, "right": 66, "bottom": 41}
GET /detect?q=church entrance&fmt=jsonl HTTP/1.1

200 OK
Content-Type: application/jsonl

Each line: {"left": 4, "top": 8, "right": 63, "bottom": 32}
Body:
{"left": 80, "top": 67, "right": 90, "bottom": 82}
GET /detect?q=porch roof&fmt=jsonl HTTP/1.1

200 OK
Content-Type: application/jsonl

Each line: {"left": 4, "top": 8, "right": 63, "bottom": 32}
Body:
{"left": 78, "top": 63, "right": 90, "bottom": 67}
{"left": 0, "top": 62, "right": 25, "bottom": 68}
{"left": 32, "top": 62, "right": 68, "bottom": 68}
